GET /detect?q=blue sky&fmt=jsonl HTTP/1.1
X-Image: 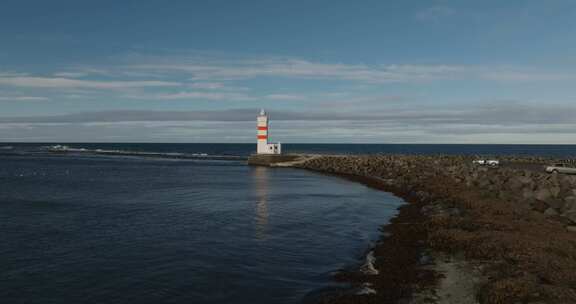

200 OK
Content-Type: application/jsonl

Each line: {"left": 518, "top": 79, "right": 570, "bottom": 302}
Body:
{"left": 1, "top": 0, "right": 576, "bottom": 143}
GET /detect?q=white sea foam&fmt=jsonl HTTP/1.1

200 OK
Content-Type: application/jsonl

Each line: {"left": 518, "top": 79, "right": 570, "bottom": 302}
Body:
{"left": 42, "top": 145, "right": 245, "bottom": 160}
{"left": 360, "top": 250, "right": 379, "bottom": 275}
{"left": 356, "top": 283, "right": 377, "bottom": 295}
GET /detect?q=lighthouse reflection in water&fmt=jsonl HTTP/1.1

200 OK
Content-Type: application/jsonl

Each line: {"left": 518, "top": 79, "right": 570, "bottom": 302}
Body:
{"left": 253, "top": 166, "right": 270, "bottom": 240}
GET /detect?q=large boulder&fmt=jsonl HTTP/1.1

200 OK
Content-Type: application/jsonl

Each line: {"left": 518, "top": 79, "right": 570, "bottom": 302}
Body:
{"left": 531, "top": 200, "right": 549, "bottom": 212}
{"left": 547, "top": 198, "right": 565, "bottom": 210}
{"left": 518, "top": 175, "right": 534, "bottom": 185}
{"left": 550, "top": 186, "right": 562, "bottom": 198}
{"left": 506, "top": 177, "right": 524, "bottom": 191}
{"left": 544, "top": 208, "right": 560, "bottom": 216}
{"left": 563, "top": 210, "right": 576, "bottom": 224}
{"left": 535, "top": 188, "right": 552, "bottom": 202}
{"left": 562, "top": 196, "right": 576, "bottom": 213}
{"left": 522, "top": 189, "right": 536, "bottom": 200}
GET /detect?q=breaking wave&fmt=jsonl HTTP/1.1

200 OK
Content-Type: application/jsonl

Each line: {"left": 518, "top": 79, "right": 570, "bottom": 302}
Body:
{"left": 18, "top": 145, "right": 248, "bottom": 161}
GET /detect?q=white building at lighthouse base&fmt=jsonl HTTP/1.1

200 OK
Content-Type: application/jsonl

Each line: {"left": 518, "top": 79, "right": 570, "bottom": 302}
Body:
{"left": 258, "top": 142, "right": 281, "bottom": 155}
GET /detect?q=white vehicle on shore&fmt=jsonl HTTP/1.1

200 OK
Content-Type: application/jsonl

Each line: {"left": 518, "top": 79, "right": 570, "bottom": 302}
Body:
{"left": 472, "top": 159, "right": 500, "bottom": 167}
{"left": 546, "top": 163, "right": 576, "bottom": 174}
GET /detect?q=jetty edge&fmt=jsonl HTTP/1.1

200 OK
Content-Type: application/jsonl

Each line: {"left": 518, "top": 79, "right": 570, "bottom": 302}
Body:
{"left": 247, "top": 154, "right": 302, "bottom": 166}
{"left": 251, "top": 154, "right": 576, "bottom": 303}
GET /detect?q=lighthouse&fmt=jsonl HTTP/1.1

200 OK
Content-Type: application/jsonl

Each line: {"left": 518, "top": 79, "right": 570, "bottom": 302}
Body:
{"left": 256, "top": 109, "right": 281, "bottom": 155}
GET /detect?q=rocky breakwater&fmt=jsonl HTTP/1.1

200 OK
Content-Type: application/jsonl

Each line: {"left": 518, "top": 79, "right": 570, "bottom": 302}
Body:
{"left": 295, "top": 155, "right": 576, "bottom": 304}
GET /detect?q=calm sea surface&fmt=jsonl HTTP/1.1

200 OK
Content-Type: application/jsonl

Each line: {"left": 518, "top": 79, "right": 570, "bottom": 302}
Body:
{"left": 1, "top": 143, "right": 575, "bottom": 304}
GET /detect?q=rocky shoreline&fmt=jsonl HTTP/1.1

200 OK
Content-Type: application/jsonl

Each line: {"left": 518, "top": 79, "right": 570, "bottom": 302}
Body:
{"left": 291, "top": 155, "right": 576, "bottom": 304}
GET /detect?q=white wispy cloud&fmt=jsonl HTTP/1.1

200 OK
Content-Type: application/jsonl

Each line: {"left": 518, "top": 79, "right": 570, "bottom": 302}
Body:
{"left": 0, "top": 72, "right": 29, "bottom": 77}
{"left": 52, "top": 72, "right": 89, "bottom": 78}
{"left": 54, "top": 67, "right": 116, "bottom": 77}
{"left": 130, "top": 58, "right": 466, "bottom": 83}
{"left": 189, "top": 82, "right": 226, "bottom": 89}
{"left": 6, "top": 55, "right": 570, "bottom": 98}
{"left": 264, "top": 94, "right": 307, "bottom": 101}
{"left": 129, "top": 56, "right": 576, "bottom": 85}
{"left": 3, "top": 101, "right": 574, "bottom": 125}
{"left": 0, "top": 96, "right": 49, "bottom": 101}
{"left": 147, "top": 91, "right": 256, "bottom": 101}
{"left": 3, "top": 119, "right": 576, "bottom": 143}
{"left": 0, "top": 76, "right": 180, "bottom": 89}
{"left": 2, "top": 96, "right": 575, "bottom": 143}
{"left": 2, "top": 54, "right": 575, "bottom": 110}
{"left": 480, "top": 70, "right": 576, "bottom": 82}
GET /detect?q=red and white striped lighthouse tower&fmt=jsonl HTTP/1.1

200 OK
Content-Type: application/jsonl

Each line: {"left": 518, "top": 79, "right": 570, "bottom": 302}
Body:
{"left": 257, "top": 109, "right": 281, "bottom": 155}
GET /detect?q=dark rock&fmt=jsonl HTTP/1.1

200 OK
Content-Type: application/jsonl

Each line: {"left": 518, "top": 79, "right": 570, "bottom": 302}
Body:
{"left": 522, "top": 189, "right": 535, "bottom": 200}
{"left": 546, "top": 199, "right": 565, "bottom": 210}
{"left": 535, "top": 188, "right": 552, "bottom": 202}
{"left": 544, "top": 208, "right": 559, "bottom": 216}
{"left": 531, "top": 200, "right": 549, "bottom": 212}
{"left": 550, "top": 186, "right": 561, "bottom": 198}
{"left": 561, "top": 196, "right": 576, "bottom": 213}
{"left": 563, "top": 211, "right": 576, "bottom": 224}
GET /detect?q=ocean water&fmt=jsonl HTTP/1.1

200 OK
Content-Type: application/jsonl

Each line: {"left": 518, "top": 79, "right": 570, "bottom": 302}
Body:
{"left": 0, "top": 146, "right": 404, "bottom": 304}
{"left": 2, "top": 143, "right": 576, "bottom": 158}
{"left": 1, "top": 143, "right": 575, "bottom": 304}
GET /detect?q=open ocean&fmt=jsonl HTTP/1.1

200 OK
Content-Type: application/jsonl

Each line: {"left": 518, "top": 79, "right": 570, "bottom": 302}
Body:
{"left": 1, "top": 143, "right": 575, "bottom": 304}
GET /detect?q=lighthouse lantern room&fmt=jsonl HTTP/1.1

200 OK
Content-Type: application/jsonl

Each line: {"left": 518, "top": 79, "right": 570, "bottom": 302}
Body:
{"left": 256, "top": 109, "right": 282, "bottom": 155}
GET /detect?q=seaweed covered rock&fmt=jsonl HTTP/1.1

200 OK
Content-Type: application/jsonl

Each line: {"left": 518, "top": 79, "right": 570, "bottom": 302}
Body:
{"left": 296, "top": 154, "right": 576, "bottom": 304}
